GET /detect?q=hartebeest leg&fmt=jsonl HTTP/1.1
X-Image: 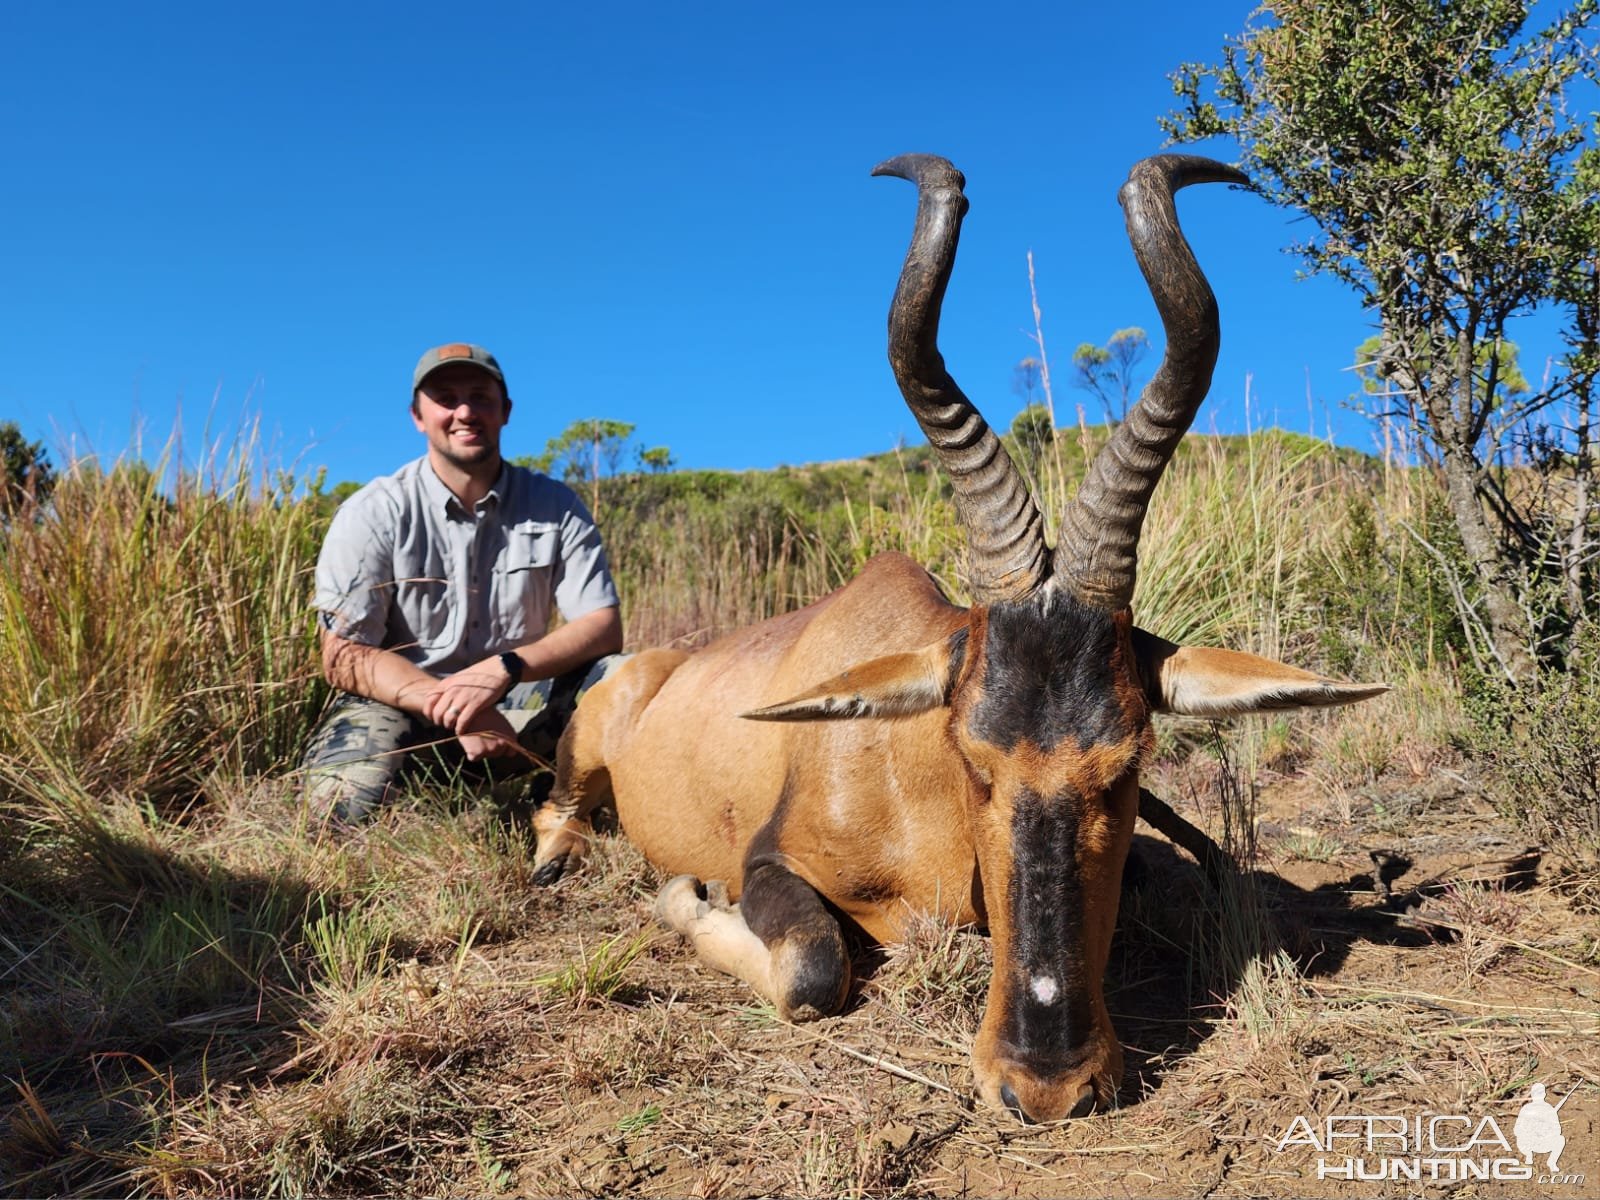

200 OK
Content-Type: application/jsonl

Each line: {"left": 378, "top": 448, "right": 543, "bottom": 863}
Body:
{"left": 533, "top": 649, "right": 687, "bottom": 886}
{"left": 655, "top": 865, "right": 850, "bottom": 1022}
{"left": 531, "top": 702, "right": 617, "bottom": 885}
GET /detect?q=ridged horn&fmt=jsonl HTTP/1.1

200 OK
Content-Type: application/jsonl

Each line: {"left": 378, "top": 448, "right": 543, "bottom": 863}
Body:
{"left": 1054, "top": 155, "right": 1248, "bottom": 612}
{"left": 873, "top": 153, "right": 1049, "bottom": 605}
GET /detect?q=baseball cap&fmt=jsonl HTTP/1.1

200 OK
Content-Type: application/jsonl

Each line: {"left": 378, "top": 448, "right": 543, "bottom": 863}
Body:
{"left": 413, "top": 343, "right": 506, "bottom": 390}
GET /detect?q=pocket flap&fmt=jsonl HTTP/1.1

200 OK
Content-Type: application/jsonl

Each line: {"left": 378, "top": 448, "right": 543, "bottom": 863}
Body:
{"left": 509, "top": 520, "right": 560, "bottom": 570}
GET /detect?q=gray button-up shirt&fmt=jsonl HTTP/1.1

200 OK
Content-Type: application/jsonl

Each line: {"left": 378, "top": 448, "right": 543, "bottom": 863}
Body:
{"left": 313, "top": 456, "right": 620, "bottom": 676}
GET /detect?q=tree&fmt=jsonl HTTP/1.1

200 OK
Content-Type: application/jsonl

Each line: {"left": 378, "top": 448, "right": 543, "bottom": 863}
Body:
{"left": 330, "top": 479, "right": 363, "bottom": 505}
{"left": 1072, "top": 328, "right": 1149, "bottom": 424}
{"left": 1012, "top": 357, "right": 1044, "bottom": 409}
{"left": 636, "top": 445, "right": 677, "bottom": 473}
{"left": 523, "top": 418, "right": 638, "bottom": 511}
{"left": 1164, "top": 0, "right": 1598, "bottom": 681}
{"left": 0, "top": 422, "right": 55, "bottom": 520}
{"left": 1549, "top": 135, "right": 1599, "bottom": 623}
{"left": 1353, "top": 333, "right": 1532, "bottom": 462}
{"left": 1010, "top": 403, "right": 1055, "bottom": 471}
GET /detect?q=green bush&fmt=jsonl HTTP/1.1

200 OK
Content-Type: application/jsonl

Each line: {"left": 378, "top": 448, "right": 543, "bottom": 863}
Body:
{"left": 1312, "top": 480, "right": 1464, "bottom": 678}
{"left": 1463, "top": 621, "right": 1600, "bottom": 877}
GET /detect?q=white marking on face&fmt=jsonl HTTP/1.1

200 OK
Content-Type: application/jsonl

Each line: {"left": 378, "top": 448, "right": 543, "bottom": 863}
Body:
{"left": 1030, "top": 975, "right": 1059, "bottom": 1005}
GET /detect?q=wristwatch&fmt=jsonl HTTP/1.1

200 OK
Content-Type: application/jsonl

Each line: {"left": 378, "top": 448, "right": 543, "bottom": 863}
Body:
{"left": 498, "top": 651, "right": 524, "bottom": 697}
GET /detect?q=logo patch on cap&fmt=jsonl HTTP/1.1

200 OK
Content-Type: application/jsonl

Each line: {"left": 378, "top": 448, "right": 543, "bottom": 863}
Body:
{"left": 437, "top": 343, "right": 474, "bottom": 361}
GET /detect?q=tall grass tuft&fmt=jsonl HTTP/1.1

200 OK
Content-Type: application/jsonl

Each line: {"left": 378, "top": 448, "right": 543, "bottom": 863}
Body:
{"left": 0, "top": 427, "right": 328, "bottom": 810}
{"left": 599, "top": 451, "right": 962, "bottom": 647}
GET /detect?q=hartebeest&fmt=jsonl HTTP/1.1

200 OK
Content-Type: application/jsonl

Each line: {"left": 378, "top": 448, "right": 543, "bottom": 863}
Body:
{"left": 533, "top": 154, "right": 1385, "bottom": 1123}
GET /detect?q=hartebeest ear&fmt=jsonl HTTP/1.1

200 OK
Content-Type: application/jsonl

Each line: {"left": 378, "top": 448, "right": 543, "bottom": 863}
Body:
{"left": 740, "top": 632, "right": 964, "bottom": 722}
{"left": 1132, "top": 628, "right": 1389, "bottom": 716}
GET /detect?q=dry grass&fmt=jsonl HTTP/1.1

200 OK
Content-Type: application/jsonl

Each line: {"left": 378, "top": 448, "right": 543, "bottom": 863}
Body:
{"left": 9, "top": 771, "right": 1598, "bottom": 1198}
{"left": 6, "top": 425, "right": 1597, "bottom": 1196}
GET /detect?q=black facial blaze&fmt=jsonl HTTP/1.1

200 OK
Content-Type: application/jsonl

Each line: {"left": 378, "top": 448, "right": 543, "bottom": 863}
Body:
{"left": 1001, "top": 787, "right": 1093, "bottom": 1070}
{"left": 969, "top": 594, "right": 1130, "bottom": 754}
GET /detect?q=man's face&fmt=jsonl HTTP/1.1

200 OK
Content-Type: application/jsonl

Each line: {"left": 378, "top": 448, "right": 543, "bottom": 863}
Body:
{"left": 412, "top": 364, "right": 512, "bottom": 469}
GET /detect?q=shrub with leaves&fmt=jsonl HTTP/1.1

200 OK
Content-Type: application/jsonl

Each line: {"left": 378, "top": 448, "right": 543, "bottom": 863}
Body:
{"left": 1463, "top": 621, "right": 1600, "bottom": 875}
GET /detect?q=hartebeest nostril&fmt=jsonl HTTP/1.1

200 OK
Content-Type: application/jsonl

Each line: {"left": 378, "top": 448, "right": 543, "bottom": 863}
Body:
{"left": 1068, "top": 1085, "right": 1096, "bottom": 1119}
{"left": 996, "top": 1080, "right": 1097, "bottom": 1123}
{"left": 998, "top": 1082, "right": 1033, "bottom": 1124}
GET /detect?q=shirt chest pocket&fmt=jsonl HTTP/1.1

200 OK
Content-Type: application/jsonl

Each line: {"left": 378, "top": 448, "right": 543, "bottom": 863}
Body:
{"left": 394, "top": 576, "right": 453, "bottom": 650}
{"left": 495, "top": 520, "right": 560, "bottom": 641}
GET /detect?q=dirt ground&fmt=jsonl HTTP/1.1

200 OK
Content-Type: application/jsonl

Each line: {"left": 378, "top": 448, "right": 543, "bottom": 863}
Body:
{"left": 153, "top": 759, "right": 1600, "bottom": 1200}
{"left": 282, "top": 759, "right": 1593, "bottom": 1200}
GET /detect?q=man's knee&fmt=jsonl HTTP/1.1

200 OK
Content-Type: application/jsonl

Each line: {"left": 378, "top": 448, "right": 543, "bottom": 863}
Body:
{"left": 503, "top": 653, "right": 629, "bottom": 732}
{"left": 301, "top": 695, "right": 418, "bottom": 823}
{"left": 579, "top": 652, "right": 628, "bottom": 695}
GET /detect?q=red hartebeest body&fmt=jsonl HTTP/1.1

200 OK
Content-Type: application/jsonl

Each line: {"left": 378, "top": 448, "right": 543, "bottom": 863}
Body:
{"left": 533, "top": 155, "right": 1386, "bottom": 1123}
{"left": 556, "top": 553, "right": 975, "bottom": 934}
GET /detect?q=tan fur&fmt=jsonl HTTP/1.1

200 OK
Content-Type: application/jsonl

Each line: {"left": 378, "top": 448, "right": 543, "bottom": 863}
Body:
{"left": 552, "top": 555, "right": 974, "bottom": 918}
{"left": 654, "top": 876, "right": 775, "bottom": 1001}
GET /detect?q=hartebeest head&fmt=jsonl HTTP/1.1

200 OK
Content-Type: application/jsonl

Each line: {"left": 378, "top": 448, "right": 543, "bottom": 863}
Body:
{"left": 747, "top": 154, "right": 1385, "bottom": 1122}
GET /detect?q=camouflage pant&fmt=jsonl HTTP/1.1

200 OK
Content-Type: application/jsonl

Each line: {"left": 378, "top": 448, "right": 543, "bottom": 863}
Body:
{"left": 301, "top": 655, "right": 625, "bottom": 824}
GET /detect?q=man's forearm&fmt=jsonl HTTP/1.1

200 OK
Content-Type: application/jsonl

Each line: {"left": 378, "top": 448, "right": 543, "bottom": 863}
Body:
{"left": 320, "top": 631, "right": 439, "bottom": 716}
{"left": 321, "top": 605, "right": 621, "bottom": 722}
{"left": 505, "top": 605, "right": 623, "bottom": 682}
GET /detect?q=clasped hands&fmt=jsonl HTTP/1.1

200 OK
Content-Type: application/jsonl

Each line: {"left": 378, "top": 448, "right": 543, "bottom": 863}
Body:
{"left": 420, "top": 657, "right": 519, "bottom": 761}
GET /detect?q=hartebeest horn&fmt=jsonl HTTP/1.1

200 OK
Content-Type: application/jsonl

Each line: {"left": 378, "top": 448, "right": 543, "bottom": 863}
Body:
{"left": 873, "top": 153, "right": 1049, "bottom": 605}
{"left": 1054, "top": 155, "right": 1249, "bottom": 612}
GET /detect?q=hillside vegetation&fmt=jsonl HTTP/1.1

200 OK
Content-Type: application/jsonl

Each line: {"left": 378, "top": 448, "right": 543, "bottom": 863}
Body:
{"left": 1, "top": 426, "right": 1595, "bottom": 1196}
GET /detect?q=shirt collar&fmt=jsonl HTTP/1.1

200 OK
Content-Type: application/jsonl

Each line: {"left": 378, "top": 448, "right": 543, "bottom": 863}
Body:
{"left": 419, "top": 455, "right": 509, "bottom": 518}
{"left": 418, "top": 456, "right": 459, "bottom": 516}
{"left": 481, "top": 461, "right": 509, "bottom": 510}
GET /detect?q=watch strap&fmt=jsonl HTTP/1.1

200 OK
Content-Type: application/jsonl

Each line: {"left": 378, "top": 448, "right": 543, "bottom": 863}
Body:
{"left": 498, "top": 651, "right": 524, "bottom": 697}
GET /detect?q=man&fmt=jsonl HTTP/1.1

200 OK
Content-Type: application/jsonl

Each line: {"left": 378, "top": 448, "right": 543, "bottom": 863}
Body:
{"left": 304, "top": 342, "right": 624, "bottom": 823}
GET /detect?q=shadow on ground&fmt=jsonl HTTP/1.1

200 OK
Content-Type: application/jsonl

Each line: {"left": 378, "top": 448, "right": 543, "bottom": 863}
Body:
{"left": 1106, "top": 833, "right": 1544, "bottom": 1104}
{"left": 0, "top": 815, "right": 403, "bottom": 1198}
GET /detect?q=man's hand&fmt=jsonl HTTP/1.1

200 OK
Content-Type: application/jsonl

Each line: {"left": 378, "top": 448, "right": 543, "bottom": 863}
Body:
{"left": 423, "top": 658, "right": 514, "bottom": 733}
{"left": 456, "top": 707, "right": 520, "bottom": 762}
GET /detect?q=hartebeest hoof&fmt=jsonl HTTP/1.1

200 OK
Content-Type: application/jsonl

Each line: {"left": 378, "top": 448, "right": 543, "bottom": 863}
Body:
{"left": 531, "top": 809, "right": 593, "bottom": 886}
{"left": 531, "top": 856, "right": 570, "bottom": 887}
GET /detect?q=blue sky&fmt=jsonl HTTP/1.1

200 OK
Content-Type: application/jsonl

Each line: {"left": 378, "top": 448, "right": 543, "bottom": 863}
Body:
{"left": 0, "top": 1, "right": 1582, "bottom": 486}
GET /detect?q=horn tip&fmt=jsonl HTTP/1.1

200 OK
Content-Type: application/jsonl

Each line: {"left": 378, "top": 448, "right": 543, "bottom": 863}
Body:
{"left": 871, "top": 153, "right": 965, "bottom": 192}
{"left": 1123, "top": 154, "right": 1251, "bottom": 198}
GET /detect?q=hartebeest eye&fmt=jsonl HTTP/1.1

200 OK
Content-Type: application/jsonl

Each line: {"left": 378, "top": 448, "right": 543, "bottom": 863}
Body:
{"left": 954, "top": 724, "right": 997, "bottom": 793}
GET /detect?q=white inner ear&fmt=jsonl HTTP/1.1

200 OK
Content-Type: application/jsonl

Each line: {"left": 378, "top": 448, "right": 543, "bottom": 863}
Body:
{"left": 1135, "top": 628, "right": 1389, "bottom": 716}
{"left": 740, "top": 637, "right": 957, "bottom": 722}
{"left": 1165, "top": 671, "right": 1390, "bottom": 716}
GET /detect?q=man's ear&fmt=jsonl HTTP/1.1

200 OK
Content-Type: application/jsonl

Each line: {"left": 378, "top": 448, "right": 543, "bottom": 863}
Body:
{"left": 1132, "top": 628, "right": 1389, "bottom": 716}
{"left": 741, "top": 631, "right": 964, "bottom": 721}
{"left": 502, "top": 395, "right": 512, "bottom": 424}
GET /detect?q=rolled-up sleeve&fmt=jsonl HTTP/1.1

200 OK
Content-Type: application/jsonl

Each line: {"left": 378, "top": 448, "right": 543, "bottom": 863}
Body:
{"left": 312, "top": 492, "right": 396, "bottom": 646}
{"left": 552, "top": 493, "right": 621, "bottom": 621}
